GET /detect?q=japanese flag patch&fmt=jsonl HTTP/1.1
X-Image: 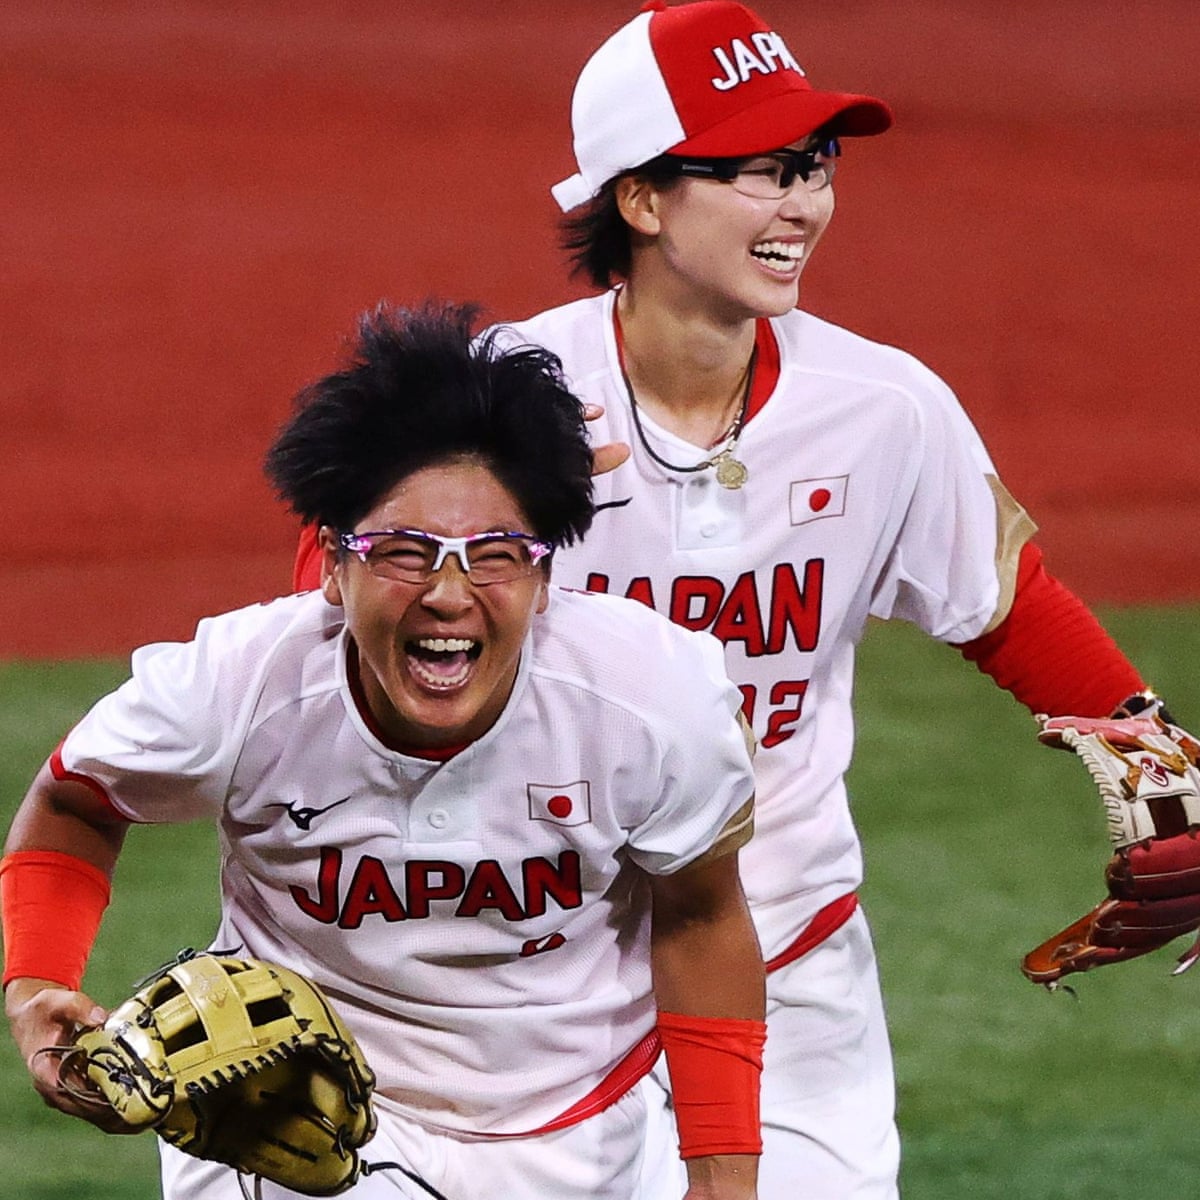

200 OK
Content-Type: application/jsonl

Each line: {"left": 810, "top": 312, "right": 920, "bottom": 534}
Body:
{"left": 789, "top": 475, "right": 848, "bottom": 526}
{"left": 528, "top": 781, "right": 592, "bottom": 826}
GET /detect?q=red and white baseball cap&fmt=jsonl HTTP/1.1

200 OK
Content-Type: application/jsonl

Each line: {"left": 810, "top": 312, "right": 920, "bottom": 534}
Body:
{"left": 552, "top": 0, "right": 893, "bottom": 212}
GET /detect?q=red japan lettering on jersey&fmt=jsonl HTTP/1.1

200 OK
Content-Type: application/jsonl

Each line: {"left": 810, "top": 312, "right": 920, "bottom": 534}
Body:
{"left": 290, "top": 848, "right": 584, "bottom": 929}
{"left": 586, "top": 561, "right": 824, "bottom": 655}
{"left": 585, "top": 562, "right": 824, "bottom": 748}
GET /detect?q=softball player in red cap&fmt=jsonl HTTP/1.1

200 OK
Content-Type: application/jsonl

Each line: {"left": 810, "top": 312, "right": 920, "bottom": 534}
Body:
{"left": 287, "top": 4, "right": 1199, "bottom": 1196}
{"left": 486, "top": 2, "right": 1186, "bottom": 1196}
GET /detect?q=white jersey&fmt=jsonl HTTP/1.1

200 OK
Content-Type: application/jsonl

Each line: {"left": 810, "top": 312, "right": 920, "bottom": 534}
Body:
{"left": 500, "top": 291, "right": 1031, "bottom": 961}
{"left": 57, "top": 586, "right": 754, "bottom": 1136}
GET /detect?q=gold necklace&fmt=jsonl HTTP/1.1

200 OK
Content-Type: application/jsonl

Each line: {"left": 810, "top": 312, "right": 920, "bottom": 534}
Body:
{"left": 623, "top": 346, "right": 757, "bottom": 491}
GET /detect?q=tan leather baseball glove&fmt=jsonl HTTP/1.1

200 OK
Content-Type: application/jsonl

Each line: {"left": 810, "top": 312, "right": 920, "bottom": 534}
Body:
{"left": 62, "top": 951, "right": 376, "bottom": 1196}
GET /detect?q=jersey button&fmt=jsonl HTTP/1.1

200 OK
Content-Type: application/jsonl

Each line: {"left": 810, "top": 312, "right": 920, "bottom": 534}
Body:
{"left": 428, "top": 809, "right": 449, "bottom": 829}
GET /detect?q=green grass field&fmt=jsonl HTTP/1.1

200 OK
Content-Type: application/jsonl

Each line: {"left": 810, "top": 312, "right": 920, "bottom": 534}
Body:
{"left": 2, "top": 608, "right": 1199, "bottom": 1198}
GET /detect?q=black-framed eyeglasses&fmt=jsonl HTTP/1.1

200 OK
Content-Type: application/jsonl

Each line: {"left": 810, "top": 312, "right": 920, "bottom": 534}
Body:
{"left": 670, "top": 137, "right": 841, "bottom": 197}
{"left": 339, "top": 529, "right": 553, "bottom": 586}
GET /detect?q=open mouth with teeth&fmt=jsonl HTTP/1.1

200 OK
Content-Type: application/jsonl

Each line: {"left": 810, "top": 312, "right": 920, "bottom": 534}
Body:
{"left": 406, "top": 636, "right": 482, "bottom": 689}
{"left": 751, "top": 240, "right": 805, "bottom": 270}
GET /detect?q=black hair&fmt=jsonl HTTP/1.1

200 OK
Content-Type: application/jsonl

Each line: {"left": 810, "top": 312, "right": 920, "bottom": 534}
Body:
{"left": 264, "top": 301, "right": 594, "bottom": 548}
{"left": 561, "top": 159, "right": 682, "bottom": 290}
{"left": 561, "top": 178, "right": 631, "bottom": 290}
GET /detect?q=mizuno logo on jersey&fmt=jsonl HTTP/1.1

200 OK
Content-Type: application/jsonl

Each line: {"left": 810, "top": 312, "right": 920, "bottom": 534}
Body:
{"left": 789, "top": 475, "right": 849, "bottom": 526}
{"left": 269, "top": 796, "right": 352, "bottom": 830}
{"left": 709, "top": 32, "right": 803, "bottom": 92}
{"left": 291, "top": 848, "right": 584, "bottom": 928}
{"left": 528, "top": 781, "right": 591, "bottom": 827}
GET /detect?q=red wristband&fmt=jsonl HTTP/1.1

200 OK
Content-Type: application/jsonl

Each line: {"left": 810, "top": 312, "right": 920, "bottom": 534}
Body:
{"left": 658, "top": 1011, "right": 766, "bottom": 1158}
{"left": 1, "top": 850, "right": 111, "bottom": 990}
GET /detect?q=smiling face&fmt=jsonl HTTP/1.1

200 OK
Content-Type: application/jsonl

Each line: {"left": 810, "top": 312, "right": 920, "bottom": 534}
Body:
{"left": 621, "top": 140, "right": 836, "bottom": 322}
{"left": 320, "top": 457, "right": 550, "bottom": 751}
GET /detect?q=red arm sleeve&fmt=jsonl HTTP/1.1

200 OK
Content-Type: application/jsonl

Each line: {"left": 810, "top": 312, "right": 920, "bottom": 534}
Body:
{"left": 955, "top": 542, "right": 1145, "bottom": 717}
{"left": 293, "top": 524, "right": 322, "bottom": 592}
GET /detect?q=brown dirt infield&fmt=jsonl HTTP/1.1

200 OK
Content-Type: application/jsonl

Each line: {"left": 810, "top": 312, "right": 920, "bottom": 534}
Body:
{"left": 3, "top": 1, "right": 1198, "bottom": 657}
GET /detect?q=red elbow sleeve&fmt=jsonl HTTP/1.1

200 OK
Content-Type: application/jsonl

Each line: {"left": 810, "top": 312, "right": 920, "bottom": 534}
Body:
{"left": 956, "top": 543, "right": 1145, "bottom": 717}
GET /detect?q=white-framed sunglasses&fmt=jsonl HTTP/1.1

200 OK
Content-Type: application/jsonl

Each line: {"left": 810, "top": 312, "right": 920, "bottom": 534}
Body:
{"left": 338, "top": 528, "right": 553, "bottom": 586}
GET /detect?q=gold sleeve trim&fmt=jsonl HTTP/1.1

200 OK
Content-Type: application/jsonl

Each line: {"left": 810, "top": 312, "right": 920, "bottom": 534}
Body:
{"left": 982, "top": 474, "right": 1038, "bottom": 634}
{"left": 690, "top": 794, "right": 755, "bottom": 867}
{"left": 737, "top": 709, "right": 758, "bottom": 760}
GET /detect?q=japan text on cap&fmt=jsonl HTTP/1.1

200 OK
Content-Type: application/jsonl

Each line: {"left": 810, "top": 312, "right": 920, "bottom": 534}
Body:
{"left": 552, "top": 0, "right": 893, "bottom": 212}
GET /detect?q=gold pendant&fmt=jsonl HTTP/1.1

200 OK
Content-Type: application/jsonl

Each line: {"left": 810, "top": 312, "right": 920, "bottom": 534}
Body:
{"left": 713, "top": 450, "right": 749, "bottom": 490}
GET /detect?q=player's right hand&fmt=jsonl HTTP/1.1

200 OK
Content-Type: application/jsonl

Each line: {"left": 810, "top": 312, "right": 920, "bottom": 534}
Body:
{"left": 4, "top": 977, "right": 134, "bottom": 1131}
{"left": 582, "top": 404, "right": 630, "bottom": 475}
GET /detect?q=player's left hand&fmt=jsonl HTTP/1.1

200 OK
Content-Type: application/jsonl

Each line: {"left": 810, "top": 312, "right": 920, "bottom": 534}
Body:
{"left": 582, "top": 404, "right": 630, "bottom": 475}
{"left": 1021, "top": 704, "right": 1200, "bottom": 986}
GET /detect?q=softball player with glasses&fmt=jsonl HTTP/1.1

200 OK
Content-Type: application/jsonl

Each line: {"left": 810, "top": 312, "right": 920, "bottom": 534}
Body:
{"left": 4, "top": 303, "right": 765, "bottom": 1200}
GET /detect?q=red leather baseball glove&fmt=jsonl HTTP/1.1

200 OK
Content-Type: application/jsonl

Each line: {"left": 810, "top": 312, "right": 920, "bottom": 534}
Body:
{"left": 1022, "top": 701, "right": 1200, "bottom": 987}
